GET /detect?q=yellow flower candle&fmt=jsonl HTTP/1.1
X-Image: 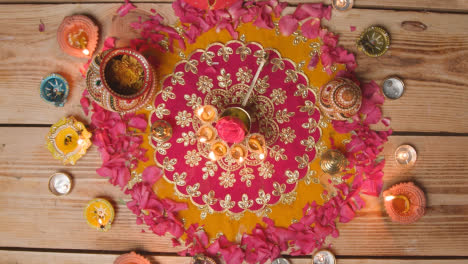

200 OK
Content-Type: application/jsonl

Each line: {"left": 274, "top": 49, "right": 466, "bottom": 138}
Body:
{"left": 209, "top": 140, "right": 228, "bottom": 160}
{"left": 196, "top": 105, "right": 218, "bottom": 123}
{"left": 230, "top": 144, "right": 248, "bottom": 163}
{"left": 197, "top": 124, "right": 216, "bottom": 143}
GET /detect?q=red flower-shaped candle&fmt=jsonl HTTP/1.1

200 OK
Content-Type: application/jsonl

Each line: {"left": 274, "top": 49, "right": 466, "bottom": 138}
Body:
{"left": 383, "top": 182, "right": 426, "bottom": 224}
{"left": 216, "top": 116, "right": 247, "bottom": 143}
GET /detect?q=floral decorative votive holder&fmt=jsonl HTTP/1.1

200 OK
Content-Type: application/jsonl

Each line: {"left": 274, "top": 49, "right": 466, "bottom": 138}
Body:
{"left": 40, "top": 73, "right": 69, "bottom": 107}
{"left": 114, "top": 252, "right": 150, "bottom": 264}
{"left": 57, "top": 15, "right": 99, "bottom": 58}
{"left": 383, "top": 182, "right": 426, "bottom": 224}
{"left": 46, "top": 117, "right": 92, "bottom": 165}
{"left": 84, "top": 198, "right": 115, "bottom": 232}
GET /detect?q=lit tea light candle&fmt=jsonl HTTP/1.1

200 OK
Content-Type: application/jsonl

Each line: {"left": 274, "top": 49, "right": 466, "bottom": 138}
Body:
{"left": 312, "top": 249, "right": 336, "bottom": 264}
{"left": 197, "top": 124, "right": 216, "bottom": 143}
{"left": 395, "top": 144, "right": 417, "bottom": 167}
{"left": 383, "top": 182, "right": 426, "bottom": 224}
{"left": 196, "top": 105, "right": 218, "bottom": 123}
{"left": 230, "top": 144, "right": 248, "bottom": 163}
{"left": 209, "top": 140, "right": 228, "bottom": 161}
{"left": 48, "top": 172, "right": 72, "bottom": 196}
{"left": 332, "top": 0, "right": 353, "bottom": 11}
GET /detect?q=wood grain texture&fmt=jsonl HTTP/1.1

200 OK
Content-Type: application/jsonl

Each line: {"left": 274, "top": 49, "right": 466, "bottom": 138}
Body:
{"left": 1, "top": 251, "right": 468, "bottom": 264}
{"left": 0, "top": 127, "right": 467, "bottom": 256}
{"left": 0, "top": 4, "right": 468, "bottom": 132}
{"left": 1, "top": 0, "right": 468, "bottom": 13}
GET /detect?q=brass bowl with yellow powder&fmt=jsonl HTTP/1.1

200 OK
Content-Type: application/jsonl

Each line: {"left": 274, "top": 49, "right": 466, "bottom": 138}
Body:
{"left": 100, "top": 48, "right": 153, "bottom": 100}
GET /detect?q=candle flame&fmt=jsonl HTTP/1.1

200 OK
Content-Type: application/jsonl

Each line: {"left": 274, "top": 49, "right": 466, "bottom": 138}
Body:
{"left": 239, "top": 157, "right": 244, "bottom": 163}
{"left": 209, "top": 151, "right": 216, "bottom": 161}
{"left": 82, "top": 49, "right": 90, "bottom": 56}
{"left": 197, "top": 107, "right": 204, "bottom": 116}
{"left": 98, "top": 218, "right": 103, "bottom": 225}
{"left": 259, "top": 153, "right": 265, "bottom": 160}
{"left": 199, "top": 137, "right": 207, "bottom": 143}
{"left": 385, "top": 195, "right": 395, "bottom": 201}
{"left": 77, "top": 139, "right": 84, "bottom": 145}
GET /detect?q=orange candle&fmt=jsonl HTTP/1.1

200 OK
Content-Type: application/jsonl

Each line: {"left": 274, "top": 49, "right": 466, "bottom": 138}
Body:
{"left": 196, "top": 125, "right": 216, "bottom": 143}
{"left": 196, "top": 105, "right": 218, "bottom": 123}
{"left": 230, "top": 144, "right": 247, "bottom": 163}
{"left": 209, "top": 141, "right": 228, "bottom": 160}
{"left": 383, "top": 182, "right": 426, "bottom": 224}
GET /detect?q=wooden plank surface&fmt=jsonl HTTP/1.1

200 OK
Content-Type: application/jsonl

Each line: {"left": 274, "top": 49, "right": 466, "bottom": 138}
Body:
{"left": 0, "top": 4, "right": 468, "bottom": 133}
{"left": 1, "top": 127, "right": 467, "bottom": 256}
{"left": 1, "top": 0, "right": 468, "bottom": 13}
{"left": 1, "top": 251, "right": 468, "bottom": 264}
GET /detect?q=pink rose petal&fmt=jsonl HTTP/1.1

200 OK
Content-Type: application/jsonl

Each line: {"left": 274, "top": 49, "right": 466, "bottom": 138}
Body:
{"left": 278, "top": 14, "right": 299, "bottom": 36}
{"left": 38, "top": 20, "right": 45, "bottom": 32}
{"left": 117, "top": 0, "right": 136, "bottom": 17}
{"left": 301, "top": 18, "right": 320, "bottom": 39}
{"left": 142, "top": 166, "right": 163, "bottom": 186}
{"left": 350, "top": 25, "right": 356, "bottom": 32}
{"left": 103, "top": 37, "right": 116, "bottom": 51}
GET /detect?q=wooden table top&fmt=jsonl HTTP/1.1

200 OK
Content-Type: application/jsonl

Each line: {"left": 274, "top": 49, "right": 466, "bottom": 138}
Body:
{"left": 1, "top": 0, "right": 468, "bottom": 263}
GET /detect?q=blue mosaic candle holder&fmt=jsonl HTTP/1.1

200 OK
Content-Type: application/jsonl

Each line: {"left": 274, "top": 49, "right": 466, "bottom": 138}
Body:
{"left": 40, "top": 73, "right": 69, "bottom": 107}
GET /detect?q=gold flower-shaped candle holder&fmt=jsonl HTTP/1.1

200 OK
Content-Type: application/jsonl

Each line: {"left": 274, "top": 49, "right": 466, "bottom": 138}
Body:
{"left": 196, "top": 105, "right": 218, "bottom": 123}
{"left": 197, "top": 124, "right": 217, "bottom": 143}
{"left": 46, "top": 117, "right": 92, "bottom": 165}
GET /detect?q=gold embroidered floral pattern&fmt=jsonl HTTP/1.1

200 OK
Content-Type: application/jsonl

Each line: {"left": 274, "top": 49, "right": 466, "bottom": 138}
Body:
{"left": 302, "top": 118, "right": 318, "bottom": 133}
{"left": 202, "top": 190, "right": 217, "bottom": 205}
{"left": 200, "top": 50, "right": 215, "bottom": 66}
{"left": 217, "top": 46, "right": 233, "bottom": 62}
{"left": 184, "top": 59, "right": 199, "bottom": 74}
{"left": 270, "top": 88, "right": 287, "bottom": 105}
{"left": 272, "top": 182, "right": 286, "bottom": 196}
{"left": 202, "top": 161, "right": 218, "bottom": 180}
{"left": 240, "top": 167, "right": 255, "bottom": 187}
{"left": 217, "top": 68, "right": 232, "bottom": 88}
{"left": 154, "top": 103, "right": 170, "bottom": 119}
{"left": 295, "top": 154, "right": 309, "bottom": 169}
{"left": 301, "top": 136, "right": 316, "bottom": 151}
{"left": 269, "top": 145, "right": 287, "bottom": 161}
{"left": 236, "top": 67, "right": 253, "bottom": 83}
{"left": 295, "top": 83, "right": 309, "bottom": 99}
{"left": 300, "top": 101, "right": 316, "bottom": 115}
{"left": 256, "top": 190, "right": 271, "bottom": 206}
{"left": 238, "top": 194, "right": 254, "bottom": 210}
{"left": 285, "top": 170, "right": 299, "bottom": 184}
{"left": 175, "top": 110, "right": 193, "bottom": 128}
{"left": 184, "top": 94, "right": 202, "bottom": 110}
{"left": 197, "top": 76, "right": 213, "bottom": 94}
{"left": 154, "top": 141, "right": 171, "bottom": 155}
{"left": 173, "top": 172, "right": 187, "bottom": 186}
{"left": 176, "top": 131, "right": 197, "bottom": 146}
{"left": 255, "top": 75, "right": 269, "bottom": 94}
{"left": 236, "top": 45, "right": 251, "bottom": 61}
{"left": 220, "top": 194, "right": 235, "bottom": 210}
{"left": 187, "top": 183, "right": 201, "bottom": 197}
{"left": 171, "top": 71, "right": 185, "bottom": 85}
{"left": 271, "top": 58, "right": 285, "bottom": 72}
{"left": 184, "top": 149, "right": 201, "bottom": 167}
{"left": 259, "top": 161, "right": 274, "bottom": 179}
{"left": 161, "top": 86, "right": 176, "bottom": 101}
{"left": 285, "top": 69, "right": 299, "bottom": 83}
{"left": 279, "top": 127, "right": 296, "bottom": 144}
{"left": 219, "top": 171, "right": 236, "bottom": 188}
{"left": 276, "top": 109, "right": 295, "bottom": 124}
{"left": 162, "top": 157, "right": 177, "bottom": 171}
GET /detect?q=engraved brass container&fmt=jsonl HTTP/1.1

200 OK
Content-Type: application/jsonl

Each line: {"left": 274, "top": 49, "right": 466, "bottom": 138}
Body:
{"left": 320, "top": 149, "right": 347, "bottom": 175}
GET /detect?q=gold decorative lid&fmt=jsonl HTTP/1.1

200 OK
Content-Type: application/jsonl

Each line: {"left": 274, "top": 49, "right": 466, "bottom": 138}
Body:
{"left": 46, "top": 116, "right": 92, "bottom": 165}
{"left": 357, "top": 26, "right": 390, "bottom": 57}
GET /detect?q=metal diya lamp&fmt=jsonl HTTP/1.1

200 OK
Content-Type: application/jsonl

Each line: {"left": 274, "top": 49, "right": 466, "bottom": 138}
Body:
{"left": 313, "top": 249, "right": 336, "bottom": 264}
{"left": 150, "top": 120, "right": 173, "bottom": 143}
{"left": 332, "top": 0, "right": 353, "bottom": 11}
{"left": 383, "top": 182, "right": 426, "bottom": 224}
{"left": 57, "top": 15, "right": 99, "bottom": 58}
{"left": 48, "top": 172, "right": 72, "bottom": 196}
{"left": 320, "top": 149, "right": 347, "bottom": 175}
{"left": 394, "top": 144, "right": 417, "bottom": 167}
{"left": 383, "top": 76, "right": 405, "bottom": 99}
{"left": 357, "top": 25, "right": 390, "bottom": 57}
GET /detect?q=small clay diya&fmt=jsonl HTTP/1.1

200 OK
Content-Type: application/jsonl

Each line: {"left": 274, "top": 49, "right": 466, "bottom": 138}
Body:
{"left": 319, "top": 78, "right": 362, "bottom": 121}
{"left": 57, "top": 15, "right": 99, "bottom": 58}
{"left": 383, "top": 182, "right": 426, "bottom": 224}
{"left": 114, "top": 252, "right": 150, "bottom": 264}
{"left": 46, "top": 117, "right": 92, "bottom": 165}
{"left": 84, "top": 198, "right": 115, "bottom": 232}
{"left": 40, "top": 73, "right": 69, "bottom": 107}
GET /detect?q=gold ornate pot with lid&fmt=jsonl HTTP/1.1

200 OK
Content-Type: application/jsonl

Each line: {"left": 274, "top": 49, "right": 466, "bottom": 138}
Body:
{"left": 318, "top": 78, "right": 362, "bottom": 121}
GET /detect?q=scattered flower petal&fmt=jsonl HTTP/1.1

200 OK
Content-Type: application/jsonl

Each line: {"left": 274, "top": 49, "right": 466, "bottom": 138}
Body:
{"left": 39, "top": 20, "right": 45, "bottom": 32}
{"left": 117, "top": 0, "right": 136, "bottom": 17}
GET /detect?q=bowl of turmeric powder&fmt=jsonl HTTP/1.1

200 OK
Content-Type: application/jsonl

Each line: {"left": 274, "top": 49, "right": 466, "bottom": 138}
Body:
{"left": 100, "top": 48, "right": 153, "bottom": 100}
